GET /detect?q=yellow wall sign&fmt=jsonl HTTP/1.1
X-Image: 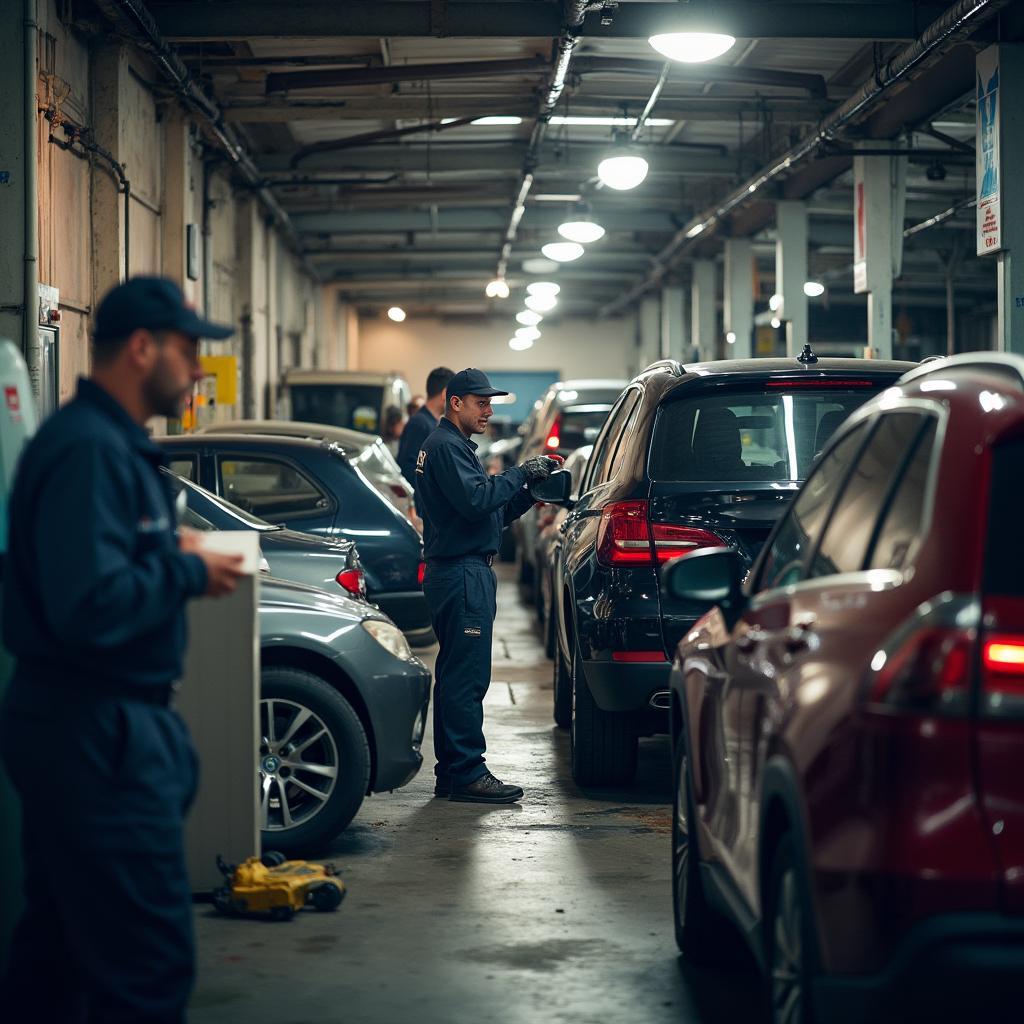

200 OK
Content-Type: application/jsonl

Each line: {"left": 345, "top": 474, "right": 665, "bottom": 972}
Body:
{"left": 200, "top": 355, "right": 239, "bottom": 407}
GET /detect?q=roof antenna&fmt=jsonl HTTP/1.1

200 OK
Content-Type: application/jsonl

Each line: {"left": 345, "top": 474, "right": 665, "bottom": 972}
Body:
{"left": 797, "top": 344, "right": 818, "bottom": 365}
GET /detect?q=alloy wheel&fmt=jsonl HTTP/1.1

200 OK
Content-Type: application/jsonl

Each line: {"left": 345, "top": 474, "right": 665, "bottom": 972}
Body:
{"left": 673, "top": 752, "right": 690, "bottom": 931}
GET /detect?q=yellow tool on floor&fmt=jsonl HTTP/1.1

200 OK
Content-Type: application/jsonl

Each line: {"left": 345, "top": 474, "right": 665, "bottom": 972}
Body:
{"left": 213, "top": 852, "right": 347, "bottom": 921}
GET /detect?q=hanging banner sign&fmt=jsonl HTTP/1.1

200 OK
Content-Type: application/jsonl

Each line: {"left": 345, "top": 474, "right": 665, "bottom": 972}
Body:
{"left": 977, "top": 45, "right": 1001, "bottom": 255}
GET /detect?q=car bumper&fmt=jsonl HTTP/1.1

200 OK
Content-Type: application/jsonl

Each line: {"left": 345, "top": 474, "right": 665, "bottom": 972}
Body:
{"left": 813, "top": 913, "right": 1024, "bottom": 1023}
{"left": 581, "top": 658, "right": 672, "bottom": 718}
{"left": 372, "top": 590, "right": 434, "bottom": 646}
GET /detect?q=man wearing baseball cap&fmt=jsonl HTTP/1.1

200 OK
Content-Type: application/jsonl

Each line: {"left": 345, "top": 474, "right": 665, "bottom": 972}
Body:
{"left": 416, "top": 368, "right": 559, "bottom": 803}
{"left": 0, "top": 276, "right": 245, "bottom": 1021}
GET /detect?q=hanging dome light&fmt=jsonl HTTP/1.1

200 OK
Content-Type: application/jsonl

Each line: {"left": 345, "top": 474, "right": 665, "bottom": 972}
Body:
{"left": 527, "top": 281, "right": 560, "bottom": 296}
{"left": 516, "top": 310, "right": 543, "bottom": 326}
{"left": 485, "top": 278, "right": 510, "bottom": 299}
{"left": 597, "top": 151, "right": 649, "bottom": 191}
{"left": 648, "top": 33, "right": 736, "bottom": 64}
{"left": 387, "top": 306, "right": 406, "bottom": 322}
{"left": 515, "top": 326, "right": 541, "bottom": 342}
{"left": 522, "top": 257, "right": 559, "bottom": 274}
{"left": 525, "top": 292, "right": 558, "bottom": 314}
{"left": 509, "top": 336, "right": 534, "bottom": 351}
{"left": 541, "top": 241, "right": 585, "bottom": 263}
{"left": 558, "top": 220, "right": 606, "bottom": 244}
{"left": 803, "top": 280, "right": 826, "bottom": 297}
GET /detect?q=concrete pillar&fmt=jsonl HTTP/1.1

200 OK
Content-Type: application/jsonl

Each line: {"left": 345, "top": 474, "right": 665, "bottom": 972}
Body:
{"left": 724, "top": 238, "right": 754, "bottom": 359}
{"left": 976, "top": 45, "right": 1024, "bottom": 353}
{"left": 162, "top": 108, "right": 193, "bottom": 298}
{"left": 90, "top": 44, "right": 128, "bottom": 293}
{"left": 775, "top": 201, "right": 808, "bottom": 358}
{"left": 659, "top": 285, "right": 685, "bottom": 361}
{"left": 639, "top": 294, "right": 661, "bottom": 369}
{"left": 691, "top": 260, "right": 717, "bottom": 362}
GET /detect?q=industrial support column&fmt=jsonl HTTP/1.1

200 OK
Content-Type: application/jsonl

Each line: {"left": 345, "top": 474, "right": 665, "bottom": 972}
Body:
{"left": 691, "top": 260, "right": 717, "bottom": 362}
{"left": 638, "top": 294, "right": 661, "bottom": 371}
{"left": 724, "top": 238, "right": 754, "bottom": 358}
{"left": 776, "top": 202, "right": 808, "bottom": 358}
{"left": 660, "top": 285, "right": 686, "bottom": 362}
{"left": 976, "top": 45, "right": 1024, "bottom": 352}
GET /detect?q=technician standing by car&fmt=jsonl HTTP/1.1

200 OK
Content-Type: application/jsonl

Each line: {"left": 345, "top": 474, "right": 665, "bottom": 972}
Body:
{"left": 0, "top": 277, "right": 245, "bottom": 1022}
{"left": 397, "top": 365, "right": 454, "bottom": 486}
{"left": 416, "top": 368, "right": 557, "bottom": 803}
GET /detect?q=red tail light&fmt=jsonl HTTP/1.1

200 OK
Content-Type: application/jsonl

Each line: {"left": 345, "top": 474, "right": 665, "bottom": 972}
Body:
{"left": 596, "top": 500, "right": 725, "bottom": 567}
{"left": 612, "top": 651, "right": 668, "bottom": 663}
{"left": 982, "top": 634, "right": 1024, "bottom": 694}
{"left": 545, "top": 414, "right": 562, "bottom": 451}
{"left": 417, "top": 561, "right": 426, "bottom": 586}
{"left": 336, "top": 568, "right": 366, "bottom": 599}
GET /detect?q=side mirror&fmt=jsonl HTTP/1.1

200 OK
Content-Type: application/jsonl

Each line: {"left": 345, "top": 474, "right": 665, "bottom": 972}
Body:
{"left": 661, "top": 547, "right": 745, "bottom": 622}
{"left": 529, "top": 469, "right": 574, "bottom": 507}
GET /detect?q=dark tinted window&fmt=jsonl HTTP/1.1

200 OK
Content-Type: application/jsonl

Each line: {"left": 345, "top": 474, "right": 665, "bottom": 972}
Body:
{"left": 168, "top": 456, "right": 197, "bottom": 481}
{"left": 290, "top": 384, "right": 384, "bottom": 433}
{"left": 868, "top": 419, "right": 936, "bottom": 571}
{"left": 218, "top": 457, "right": 328, "bottom": 521}
{"left": 810, "top": 413, "right": 926, "bottom": 578}
{"left": 583, "top": 391, "right": 637, "bottom": 492}
{"left": 985, "top": 436, "right": 1024, "bottom": 596}
{"left": 650, "top": 386, "right": 883, "bottom": 482}
{"left": 602, "top": 393, "right": 644, "bottom": 484}
{"left": 757, "top": 424, "right": 867, "bottom": 592}
{"left": 556, "top": 406, "right": 612, "bottom": 450}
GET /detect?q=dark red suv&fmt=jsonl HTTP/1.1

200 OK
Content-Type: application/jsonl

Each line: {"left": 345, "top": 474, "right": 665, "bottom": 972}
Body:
{"left": 665, "top": 354, "right": 1024, "bottom": 1022}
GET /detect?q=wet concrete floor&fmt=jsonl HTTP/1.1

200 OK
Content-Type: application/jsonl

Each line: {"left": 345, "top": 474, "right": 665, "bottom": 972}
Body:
{"left": 190, "top": 566, "right": 761, "bottom": 1023}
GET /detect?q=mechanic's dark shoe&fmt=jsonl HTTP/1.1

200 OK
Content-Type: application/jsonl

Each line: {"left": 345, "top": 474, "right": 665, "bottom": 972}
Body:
{"left": 449, "top": 771, "right": 524, "bottom": 804}
{"left": 433, "top": 775, "right": 452, "bottom": 798}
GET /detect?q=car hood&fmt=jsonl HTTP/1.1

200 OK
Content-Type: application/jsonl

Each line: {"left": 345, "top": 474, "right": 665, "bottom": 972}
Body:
{"left": 259, "top": 575, "right": 371, "bottom": 622}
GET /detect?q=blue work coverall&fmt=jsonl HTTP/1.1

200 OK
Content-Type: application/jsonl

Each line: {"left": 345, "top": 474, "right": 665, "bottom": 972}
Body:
{"left": 415, "top": 417, "right": 534, "bottom": 786}
{"left": 0, "top": 377, "right": 208, "bottom": 1023}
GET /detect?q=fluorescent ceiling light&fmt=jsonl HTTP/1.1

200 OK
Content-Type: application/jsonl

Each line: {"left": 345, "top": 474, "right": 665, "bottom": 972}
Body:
{"left": 685, "top": 223, "right": 706, "bottom": 239}
{"left": 522, "top": 257, "right": 558, "bottom": 274}
{"left": 597, "top": 153, "right": 649, "bottom": 191}
{"left": 558, "top": 220, "right": 606, "bottom": 244}
{"left": 515, "top": 326, "right": 541, "bottom": 342}
{"left": 485, "top": 278, "right": 510, "bottom": 299}
{"left": 550, "top": 115, "right": 674, "bottom": 128}
{"left": 516, "top": 310, "right": 543, "bottom": 326}
{"left": 509, "top": 336, "right": 534, "bottom": 351}
{"left": 387, "top": 306, "right": 406, "bottom": 322}
{"left": 525, "top": 292, "right": 558, "bottom": 313}
{"left": 541, "top": 241, "right": 585, "bottom": 263}
{"left": 527, "top": 281, "right": 560, "bottom": 296}
{"left": 803, "top": 280, "right": 826, "bottom": 297}
{"left": 649, "top": 32, "right": 736, "bottom": 64}
{"left": 473, "top": 116, "right": 523, "bottom": 126}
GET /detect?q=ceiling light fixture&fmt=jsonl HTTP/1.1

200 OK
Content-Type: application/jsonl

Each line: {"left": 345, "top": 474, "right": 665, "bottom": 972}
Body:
{"left": 558, "top": 220, "right": 606, "bottom": 244}
{"left": 472, "top": 116, "right": 523, "bottom": 126}
{"left": 726, "top": 332, "right": 737, "bottom": 344}
{"left": 648, "top": 32, "right": 736, "bottom": 64}
{"left": 525, "top": 292, "right": 558, "bottom": 313}
{"left": 526, "top": 281, "right": 560, "bottom": 296}
{"left": 509, "top": 336, "right": 534, "bottom": 351}
{"left": 522, "top": 257, "right": 559, "bottom": 274}
{"left": 686, "top": 223, "right": 706, "bottom": 239}
{"left": 541, "top": 241, "right": 585, "bottom": 263}
{"left": 387, "top": 306, "right": 406, "bottom": 322}
{"left": 597, "top": 146, "right": 650, "bottom": 191}
{"left": 803, "top": 280, "right": 826, "bottom": 297}
{"left": 550, "top": 115, "right": 674, "bottom": 128}
{"left": 771, "top": 316, "right": 782, "bottom": 329}
{"left": 516, "top": 310, "right": 543, "bottom": 326}
{"left": 769, "top": 293, "right": 782, "bottom": 312}
{"left": 515, "top": 326, "right": 541, "bottom": 342}
{"left": 485, "top": 278, "right": 510, "bottom": 299}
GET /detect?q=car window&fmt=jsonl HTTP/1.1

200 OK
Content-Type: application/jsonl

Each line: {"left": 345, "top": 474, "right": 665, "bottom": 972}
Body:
{"left": 289, "top": 383, "right": 384, "bottom": 433}
{"left": 650, "top": 385, "right": 885, "bottom": 483}
{"left": 809, "top": 413, "right": 927, "bottom": 578}
{"left": 580, "top": 391, "right": 634, "bottom": 493}
{"left": 867, "top": 418, "right": 937, "bottom": 571}
{"left": 168, "top": 455, "right": 197, "bottom": 481}
{"left": 756, "top": 423, "right": 867, "bottom": 592}
{"left": 601, "top": 391, "right": 644, "bottom": 485}
{"left": 985, "top": 435, "right": 1024, "bottom": 596}
{"left": 556, "top": 405, "right": 613, "bottom": 450}
{"left": 217, "top": 456, "right": 329, "bottom": 521}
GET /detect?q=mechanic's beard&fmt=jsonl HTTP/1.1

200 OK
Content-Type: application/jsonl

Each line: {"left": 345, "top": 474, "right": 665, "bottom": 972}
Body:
{"left": 143, "top": 355, "right": 190, "bottom": 419}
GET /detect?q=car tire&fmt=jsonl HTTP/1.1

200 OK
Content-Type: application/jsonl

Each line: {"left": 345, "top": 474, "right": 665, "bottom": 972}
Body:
{"left": 552, "top": 644, "right": 571, "bottom": 729}
{"left": 672, "top": 739, "right": 735, "bottom": 963}
{"left": 570, "top": 644, "right": 638, "bottom": 786}
{"left": 765, "top": 832, "right": 819, "bottom": 1024}
{"left": 259, "top": 667, "right": 370, "bottom": 856}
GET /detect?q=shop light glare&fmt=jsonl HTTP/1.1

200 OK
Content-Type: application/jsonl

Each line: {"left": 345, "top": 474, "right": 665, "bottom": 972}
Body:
{"left": 541, "top": 241, "right": 585, "bottom": 263}
{"left": 558, "top": 220, "right": 606, "bottom": 244}
{"left": 648, "top": 32, "right": 736, "bottom": 64}
{"left": 387, "top": 306, "right": 406, "bottom": 322}
{"left": 525, "top": 292, "right": 558, "bottom": 313}
{"left": 550, "top": 115, "right": 674, "bottom": 128}
{"left": 769, "top": 293, "right": 782, "bottom": 312}
{"left": 803, "top": 280, "right": 826, "bottom": 297}
{"left": 485, "top": 278, "right": 510, "bottom": 299}
{"left": 522, "top": 257, "right": 559, "bottom": 274}
{"left": 527, "top": 281, "right": 560, "bottom": 296}
{"left": 473, "top": 116, "right": 523, "bottom": 126}
{"left": 509, "top": 336, "right": 534, "bottom": 351}
{"left": 771, "top": 316, "right": 782, "bottom": 329}
{"left": 726, "top": 332, "right": 737, "bottom": 344}
{"left": 597, "top": 153, "right": 649, "bottom": 191}
{"left": 516, "top": 310, "right": 543, "bottom": 326}
{"left": 515, "top": 326, "right": 541, "bottom": 342}
{"left": 686, "top": 222, "right": 706, "bottom": 239}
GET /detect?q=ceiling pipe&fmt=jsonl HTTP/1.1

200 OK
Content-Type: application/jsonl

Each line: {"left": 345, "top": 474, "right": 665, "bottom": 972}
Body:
{"left": 92, "top": 0, "right": 311, "bottom": 273}
{"left": 600, "top": 0, "right": 1015, "bottom": 316}
{"left": 495, "top": 0, "right": 595, "bottom": 282}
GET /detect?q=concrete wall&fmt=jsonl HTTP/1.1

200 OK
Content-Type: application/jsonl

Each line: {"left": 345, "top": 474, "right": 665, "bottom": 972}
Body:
{"left": 356, "top": 313, "right": 639, "bottom": 391}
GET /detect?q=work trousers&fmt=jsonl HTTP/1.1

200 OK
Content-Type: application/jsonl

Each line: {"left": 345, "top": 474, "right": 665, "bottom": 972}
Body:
{"left": 422, "top": 557, "right": 498, "bottom": 786}
{"left": 0, "top": 677, "right": 199, "bottom": 1023}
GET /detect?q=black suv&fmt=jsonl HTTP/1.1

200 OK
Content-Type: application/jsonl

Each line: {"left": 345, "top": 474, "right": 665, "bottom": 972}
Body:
{"left": 550, "top": 354, "right": 914, "bottom": 786}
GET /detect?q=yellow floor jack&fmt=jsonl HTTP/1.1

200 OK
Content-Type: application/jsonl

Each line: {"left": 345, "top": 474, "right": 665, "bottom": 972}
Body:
{"left": 213, "top": 852, "right": 347, "bottom": 921}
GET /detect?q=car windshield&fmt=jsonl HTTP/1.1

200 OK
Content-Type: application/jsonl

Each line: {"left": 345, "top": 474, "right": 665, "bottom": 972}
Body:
{"left": 290, "top": 384, "right": 385, "bottom": 433}
{"left": 165, "top": 470, "right": 283, "bottom": 532}
{"left": 650, "top": 384, "right": 885, "bottom": 483}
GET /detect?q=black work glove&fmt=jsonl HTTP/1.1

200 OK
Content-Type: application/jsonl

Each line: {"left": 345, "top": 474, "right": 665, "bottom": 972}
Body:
{"left": 519, "top": 455, "right": 557, "bottom": 481}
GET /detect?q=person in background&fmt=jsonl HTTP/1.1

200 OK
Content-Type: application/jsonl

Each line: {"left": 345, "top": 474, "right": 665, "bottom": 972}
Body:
{"left": 382, "top": 405, "right": 406, "bottom": 457}
{"left": 397, "top": 366, "right": 454, "bottom": 486}
{"left": 407, "top": 395, "right": 425, "bottom": 417}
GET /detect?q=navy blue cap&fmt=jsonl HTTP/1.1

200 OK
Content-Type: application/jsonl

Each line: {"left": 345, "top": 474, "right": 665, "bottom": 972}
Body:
{"left": 93, "top": 276, "right": 234, "bottom": 342}
{"left": 446, "top": 368, "right": 509, "bottom": 398}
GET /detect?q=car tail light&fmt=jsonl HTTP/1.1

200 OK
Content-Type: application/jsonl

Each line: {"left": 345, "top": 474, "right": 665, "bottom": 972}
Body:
{"left": 545, "top": 414, "right": 562, "bottom": 451}
{"left": 612, "top": 651, "right": 668, "bottom": 663}
{"left": 596, "top": 500, "right": 725, "bottom": 567}
{"left": 336, "top": 568, "right": 366, "bottom": 599}
{"left": 982, "top": 635, "right": 1024, "bottom": 693}
{"left": 417, "top": 561, "right": 426, "bottom": 586}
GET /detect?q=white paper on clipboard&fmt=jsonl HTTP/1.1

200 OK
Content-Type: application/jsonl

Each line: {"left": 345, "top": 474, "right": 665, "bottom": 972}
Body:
{"left": 196, "top": 530, "right": 261, "bottom": 575}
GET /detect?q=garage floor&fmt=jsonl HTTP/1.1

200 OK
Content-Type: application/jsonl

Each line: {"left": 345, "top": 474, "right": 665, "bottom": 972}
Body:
{"left": 190, "top": 566, "right": 761, "bottom": 1023}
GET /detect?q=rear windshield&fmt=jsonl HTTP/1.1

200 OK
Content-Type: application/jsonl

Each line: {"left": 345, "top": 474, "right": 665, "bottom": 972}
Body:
{"left": 985, "top": 436, "right": 1024, "bottom": 596}
{"left": 557, "top": 406, "right": 612, "bottom": 449}
{"left": 650, "top": 385, "right": 885, "bottom": 482}
{"left": 289, "top": 384, "right": 384, "bottom": 433}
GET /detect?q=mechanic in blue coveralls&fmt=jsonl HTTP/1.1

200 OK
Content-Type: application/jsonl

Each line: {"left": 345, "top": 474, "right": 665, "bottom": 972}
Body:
{"left": 416, "top": 368, "right": 559, "bottom": 803}
{"left": 0, "top": 277, "right": 245, "bottom": 1022}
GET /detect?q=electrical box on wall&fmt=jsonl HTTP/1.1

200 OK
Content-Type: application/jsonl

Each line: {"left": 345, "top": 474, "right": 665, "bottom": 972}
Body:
{"left": 186, "top": 223, "right": 200, "bottom": 280}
